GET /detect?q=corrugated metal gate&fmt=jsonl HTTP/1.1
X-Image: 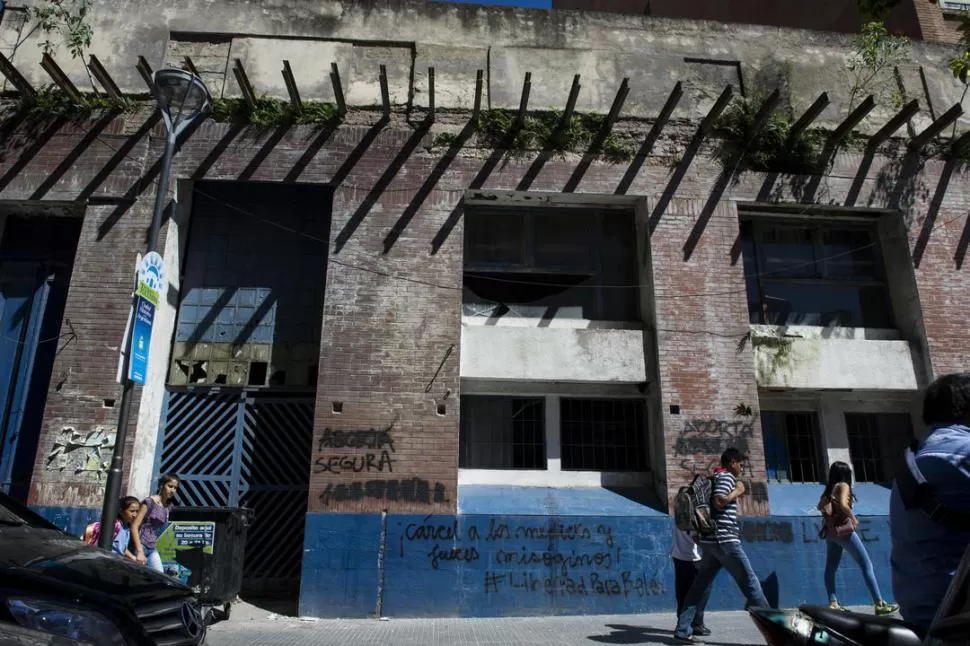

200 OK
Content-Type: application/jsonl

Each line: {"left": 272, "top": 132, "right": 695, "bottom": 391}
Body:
{"left": 157, "top": 387, "right": 315, "bottom": 597}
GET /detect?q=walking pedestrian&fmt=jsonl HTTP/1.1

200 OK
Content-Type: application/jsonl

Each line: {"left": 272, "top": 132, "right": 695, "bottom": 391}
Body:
{"left": 131, "top": 474, "right": 179, "bottom": 572}
{"left": 670, "top": 517, "right": 711, "bottom": 637}
{"left": 819, "top": 461, "right": 898, "bottom": 615}
{"left": 84, "top": 496, "right": 140, "bottom": 561}
{"left": 673, "top": 448, "right": 769, "bottom": 643}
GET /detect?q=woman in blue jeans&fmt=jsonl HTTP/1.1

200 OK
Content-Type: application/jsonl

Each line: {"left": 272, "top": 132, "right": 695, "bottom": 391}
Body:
{"left": 818, "top": 461, "right": 898, "bottom": 615}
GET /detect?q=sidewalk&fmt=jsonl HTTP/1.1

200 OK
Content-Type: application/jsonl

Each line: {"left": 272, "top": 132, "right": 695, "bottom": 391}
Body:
{"left": 204, "top": 601, "right": 773, "bottom": 646}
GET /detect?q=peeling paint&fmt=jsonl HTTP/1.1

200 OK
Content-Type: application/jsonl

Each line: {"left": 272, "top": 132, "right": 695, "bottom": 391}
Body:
{"left": 45, "top": 427, "right": 115, "bottom": 477}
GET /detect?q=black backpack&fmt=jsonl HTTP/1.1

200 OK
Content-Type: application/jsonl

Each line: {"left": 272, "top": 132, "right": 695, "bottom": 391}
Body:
{"left": 674, "top": 474, "right": 717, "bottom": 539}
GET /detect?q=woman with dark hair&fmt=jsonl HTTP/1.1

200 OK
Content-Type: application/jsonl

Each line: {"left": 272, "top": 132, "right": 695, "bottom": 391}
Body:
{"left": 130, "top": 474, "right": 180, "bottom": 573}
{"left": 819, "top": 461, "right": 897, "bottom": 614}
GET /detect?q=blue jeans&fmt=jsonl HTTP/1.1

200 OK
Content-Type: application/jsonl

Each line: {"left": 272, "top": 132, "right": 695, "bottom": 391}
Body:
{"left": 674, "top": 541, "right": 770, "bottom": 638}
{"left": 825, "top": 531, "right": 882, "bottom": 604}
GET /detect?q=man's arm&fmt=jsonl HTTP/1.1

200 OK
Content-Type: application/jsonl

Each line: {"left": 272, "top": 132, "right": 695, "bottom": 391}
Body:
{"left": 712, "top": 477, "right": 745, "bottom": 510}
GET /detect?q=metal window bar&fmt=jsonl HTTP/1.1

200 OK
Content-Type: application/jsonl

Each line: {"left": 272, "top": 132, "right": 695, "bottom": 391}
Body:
{"left": 845, "top": 412, "right": 915, "bottom": 483}
{"left": 559, "top": 398, "right": 648, "bottom": 472}
{"left": 846, "top": 413, "right": 883, "bottom": 483}
{"left": 459, "top": 396, "right": 546, "bottom": 470}
{"left": 762, "top": 412, "right": 823, "bottom": 483}
{"left": 785, "top": 412, "right": 823, "bottom": 483}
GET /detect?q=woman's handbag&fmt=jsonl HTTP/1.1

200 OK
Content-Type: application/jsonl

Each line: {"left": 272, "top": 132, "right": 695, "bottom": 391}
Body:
{"left": 819, "top": 497, "right": 857, "bottom": 539}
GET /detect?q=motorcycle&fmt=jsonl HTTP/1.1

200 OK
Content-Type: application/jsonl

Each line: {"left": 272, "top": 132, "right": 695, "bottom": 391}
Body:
{"left": 749, "top": 544, "right": 970, "bottom": 646}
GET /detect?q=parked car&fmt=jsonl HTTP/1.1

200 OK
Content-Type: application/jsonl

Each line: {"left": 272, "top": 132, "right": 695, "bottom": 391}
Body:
{"left": 0, "top": 492, "right": 205, "bottom": 646}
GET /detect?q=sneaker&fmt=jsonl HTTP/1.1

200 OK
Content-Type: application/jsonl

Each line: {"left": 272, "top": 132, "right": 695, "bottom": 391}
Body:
{"left": 875, "top": 601, "right": 899, "bottom": 616}
{"left": 672, "top": 635, "right": 701, "bottom": 644}
{"left": 692, "top": 625, "right": 712, "bottom": 636}
{"left": 829, "top": 601, "right": 847, "bottom": 611}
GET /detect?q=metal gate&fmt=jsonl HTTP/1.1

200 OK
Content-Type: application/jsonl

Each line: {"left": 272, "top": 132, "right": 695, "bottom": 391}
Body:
{"left": 157, "top": 388, "right": 315, "bottom": 597}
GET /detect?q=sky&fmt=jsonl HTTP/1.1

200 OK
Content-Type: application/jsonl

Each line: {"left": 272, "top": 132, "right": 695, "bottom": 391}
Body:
{"left": 434, "top": 0, "right": 554, "bottom": 8}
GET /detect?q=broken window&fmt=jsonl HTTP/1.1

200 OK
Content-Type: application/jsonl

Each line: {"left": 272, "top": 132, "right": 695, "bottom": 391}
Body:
{"left": 462, "top": 207, "right": 640, "bottom": 321}
{"left": 740, "top": 218, "right": 893, "bottom": 328}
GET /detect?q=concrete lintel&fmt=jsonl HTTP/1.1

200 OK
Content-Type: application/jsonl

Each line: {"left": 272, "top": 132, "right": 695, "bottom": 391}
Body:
{"left": 463, "top": 189, "right": 643, "bottom": 210}
{"left": 737, "top": 201, "right": 897, "bottom": 218}
{"left": 460, "top": 378, "right": 646, "bottom": 398}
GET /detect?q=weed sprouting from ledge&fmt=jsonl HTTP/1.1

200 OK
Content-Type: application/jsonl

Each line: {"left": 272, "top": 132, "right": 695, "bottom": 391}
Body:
{"left": 714, "top": 94, "right": 823, "bottom": 174}
{"left": 14, "top": 85, "right": 134, "bottom": 119}
{"left": 433, "top": 108, "right": 633, "bottom": 161}
{"left": 211, "top": 96, "right": 340, "bottom": 127}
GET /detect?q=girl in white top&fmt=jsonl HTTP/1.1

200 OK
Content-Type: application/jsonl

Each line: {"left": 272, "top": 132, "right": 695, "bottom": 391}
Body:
{"left": 671, "top": 517, "right": 710, "bottom": 637}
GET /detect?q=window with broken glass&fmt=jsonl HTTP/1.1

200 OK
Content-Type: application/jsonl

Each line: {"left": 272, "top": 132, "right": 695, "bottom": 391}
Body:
{"left": 462, "top": 207, "right": 640, "bottom": 321}
{"left": 459, "top": 394, "right": 649, "bottom": 472}
{"left": 740, "top": 218, "right": 893, "bottom": 328}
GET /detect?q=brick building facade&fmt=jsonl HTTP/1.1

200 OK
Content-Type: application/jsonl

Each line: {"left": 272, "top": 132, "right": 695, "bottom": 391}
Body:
{"left": 0, "top": 0, "right": 968, "bottom": 617}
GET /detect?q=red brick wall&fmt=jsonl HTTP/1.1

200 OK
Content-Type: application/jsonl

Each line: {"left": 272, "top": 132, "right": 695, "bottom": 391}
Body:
{"left": 2, "top": 112, "right": 967, "bottom": 516}
{"left": 0, "top": 114, "right": 162, "bottom": 508}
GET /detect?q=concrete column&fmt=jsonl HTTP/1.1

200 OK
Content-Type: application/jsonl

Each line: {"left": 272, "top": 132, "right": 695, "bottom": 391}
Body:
{"left": 545, "top": 395, "right": 561, "bottom": 472}
{"left": 128, "top": 181, "right": 192, "bottom": 499}
{"left": 818, "top": 393, "right": 850, "bottom": 473}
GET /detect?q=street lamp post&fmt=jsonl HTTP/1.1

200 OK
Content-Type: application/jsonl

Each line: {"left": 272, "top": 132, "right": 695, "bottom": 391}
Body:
{"left": 97, "top": 69, "right": 210, "bottom": 550}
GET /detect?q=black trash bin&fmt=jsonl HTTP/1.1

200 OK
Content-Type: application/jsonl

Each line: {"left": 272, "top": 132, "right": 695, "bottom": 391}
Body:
{"left": 157, "top": 506, "right": 252, "bottom": 621}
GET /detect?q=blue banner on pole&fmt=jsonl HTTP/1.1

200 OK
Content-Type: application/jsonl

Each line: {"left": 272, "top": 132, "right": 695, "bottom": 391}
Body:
{"left": 128, "top": 295, "right": 156, "bottom": 385}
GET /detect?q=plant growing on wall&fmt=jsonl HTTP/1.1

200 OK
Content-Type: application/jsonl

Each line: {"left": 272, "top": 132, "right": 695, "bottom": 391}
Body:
{"left": 752, "top": 334, "right": 795, "bottom": 384}
{"left": 211, "top": 96, "right": 341, "bottom": 127}
{"left": 24, "top": 0, "right": 98, "bottom": 93}
{"left": 946, "top": 13, "right": 970, "bottom": 156}
{"left": 13, "top": 85, "right": 130, "bottom": 119}
{"left": 846, "top": 21, "right": 910, "bottom": 110}
{"left": 714, "top": 93, "right": 822, "bottom": 174}
{"left": 464, "top": 108, "right": 634, "bottom": 161}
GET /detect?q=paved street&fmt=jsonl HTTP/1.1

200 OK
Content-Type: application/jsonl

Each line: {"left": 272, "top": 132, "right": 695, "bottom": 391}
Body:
{"left": 204, "top": 601, "right": 771, "bottom": 645}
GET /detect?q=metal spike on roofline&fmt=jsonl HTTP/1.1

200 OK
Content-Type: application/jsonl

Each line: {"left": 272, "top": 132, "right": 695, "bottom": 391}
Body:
{"left": 515, "top": 72, "right": 532, "bottom": 129}
{"left": 869, "top": 99, "right": 920, "bottom": 147}
{"left": 183, "top": 56, "right": 201, "bottom": 79}
{"left": 601, "top": 77, "right": 631, "bottom": 135}
{"left": 829, "top": 95, "right": 875, "bottom": 146}
{"left": 0, "top": 51, "right": 35, "bottom": 97}
{"left": 472, "top": 70, "right": 484, "bottom": 118}
{"left": 427, "top": 67, "right": 435, "bottom": 123}
{"left": 40, "top": 53, "right": 84, "bottom": 104}
{"left": 88, "top": 55, "right": 124, "bottom": 102}
{"left": 379, "top": 64, "right": 391, "bottom": 120}
{"left": 330, "top": 63, "right": 347, "bottom": 117}
{"left": 282, "top": 60, "right": 302, "bottom": 112}
{"left": 135, "top": 56, "right": 154, "bottom": 94}
{"left": 561, "top": 74, "right": 581, "bottom": 126}
{"left": 232, "top": 59, "right": 257, "bottom": 110}
{"left": 698, "top": 85, "right": 734, "bottom": 137}
{"left": 911, "top": 102, "right": 964, "bottom": 151}
{"left": 787, "top": 92, "right": 830, "bottom": 145}
{"left": 743, "top": 89, "right": 781, "bottom": 146}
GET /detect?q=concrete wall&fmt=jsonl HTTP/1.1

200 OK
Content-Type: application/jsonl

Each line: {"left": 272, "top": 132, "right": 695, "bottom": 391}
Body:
{"left": 299, "top": 507, "right": 895, "bottom": 618}
{"left": 460, "top": 325, "right": 647, "bottom": 383}
{"left": 752, "top": 327, "right": 921, "bottom": 391}
{"left": 552, "top": 0, "right": 930, "bottom": 41}
{"left": 0, "top": 0, "right": 967, "bottom": 133}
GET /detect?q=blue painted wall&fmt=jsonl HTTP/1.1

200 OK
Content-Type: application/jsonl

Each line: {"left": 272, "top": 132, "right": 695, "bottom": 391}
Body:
{"left": 33, "top": 506, "right": 100, "bottom": 539}
{"left": 299, "top": 512, "right": 895, "bottom": 618}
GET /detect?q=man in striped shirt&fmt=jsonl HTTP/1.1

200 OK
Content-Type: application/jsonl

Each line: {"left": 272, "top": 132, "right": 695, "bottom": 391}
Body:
{"left": 673, "top": 448, "right": 770, "bottom": 643}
